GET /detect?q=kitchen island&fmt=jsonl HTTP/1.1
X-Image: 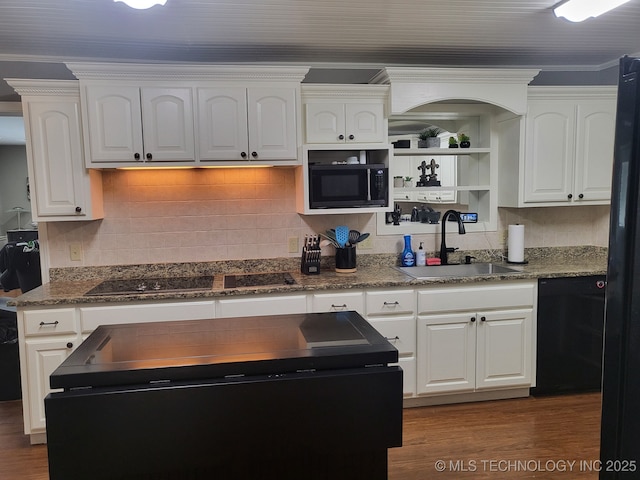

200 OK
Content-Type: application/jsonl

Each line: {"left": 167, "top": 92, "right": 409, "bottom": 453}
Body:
{"left": 45, "top": 311, "right": 403, "bottom": 480}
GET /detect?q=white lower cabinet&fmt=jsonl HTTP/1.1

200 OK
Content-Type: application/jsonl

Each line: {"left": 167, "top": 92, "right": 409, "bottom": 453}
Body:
{"left": 416, "top": 282, "right": 535, "bottom": 397}
{"left": 365, "top": 289, "right": 417, "bottom": 397}
{"left": 16, "top": 279, "right": 537, "bottom": 443}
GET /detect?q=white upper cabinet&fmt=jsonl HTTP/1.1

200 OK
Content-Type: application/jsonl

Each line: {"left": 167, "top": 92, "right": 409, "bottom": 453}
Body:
{"left": 66, "top": 63, "right": 310, "bottom": 167}
{"left": 83, "top": 85, "right": 195, "bottom": 166}
{"left": 7, "top": 79, "right": 104, "bottom": 221}
{"left": 198, "top": 87, "right": 298, "bottom": 162}
{"left": 498, "top": 86, "right": 617, "bottom": 207}
{"left": 306, "top": 102, "right": 385, "bottom": 144}
{"left": 301, "top": 85, "right": 389, "bottom": 145}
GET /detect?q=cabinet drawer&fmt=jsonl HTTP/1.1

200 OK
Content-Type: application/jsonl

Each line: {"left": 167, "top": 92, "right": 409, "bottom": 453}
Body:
{"left": 217, "top": 294, "right": 307, "bottom": 318}
{"left": 310, "top": 291, "right": 364, "bottom": 314}
{"left": 366, "top": 289, "right": 415, "bottom": 316}
{"left": 23, "top": 308, "right": 77, "bottom": 337}
{"left": 418, "top": 282, "right": 535, "bottom": 314}
{"left": 367, "top": 316, "right": 415, "bottom": 356}
{"left": 80, "top": 301, "right": 215, "bottom": 333}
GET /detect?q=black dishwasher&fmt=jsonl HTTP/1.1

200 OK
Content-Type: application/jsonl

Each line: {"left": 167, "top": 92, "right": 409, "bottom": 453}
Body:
{"left": 531, "top": 275, "right": 606, "bottom": 396}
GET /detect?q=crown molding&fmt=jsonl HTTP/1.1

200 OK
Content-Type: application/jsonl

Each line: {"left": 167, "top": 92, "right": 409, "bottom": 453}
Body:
{"left": 65, "top": 62, "right": 310, "bottom": 83}
{"left": 4, "top": 79, "right": 79, "bottom": 96}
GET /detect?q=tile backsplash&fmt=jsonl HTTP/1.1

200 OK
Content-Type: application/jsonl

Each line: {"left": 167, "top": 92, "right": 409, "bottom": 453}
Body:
{"left": 45, "top": 168, "right": 611, "bottom": 268}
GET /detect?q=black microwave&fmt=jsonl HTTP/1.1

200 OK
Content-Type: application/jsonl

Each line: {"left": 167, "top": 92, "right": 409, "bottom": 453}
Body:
{"left": 308, "top": 164, "right": 388, "bottom": 209}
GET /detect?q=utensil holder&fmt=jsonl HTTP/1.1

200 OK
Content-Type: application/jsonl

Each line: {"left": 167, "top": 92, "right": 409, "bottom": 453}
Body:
{"left": 335, "top": 245, "right": 356, "bottom": 273}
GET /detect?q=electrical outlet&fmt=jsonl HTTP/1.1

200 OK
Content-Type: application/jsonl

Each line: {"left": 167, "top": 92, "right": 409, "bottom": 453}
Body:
{"left": 69, "top": 243, "right": 83, "bottom": 262}
{"left": 287, "top": 237, "right": 299, "bottom": 253}
{"left": 502, "top": 229, "right": 509, "bottom": 244}
{"left": 358, "top": 235, "right": 373, "bottom": 250}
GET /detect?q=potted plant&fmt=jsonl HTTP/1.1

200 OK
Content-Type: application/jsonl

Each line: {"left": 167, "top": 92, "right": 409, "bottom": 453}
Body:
{"left": 417, "top": 127, "right": 443, "bottom": 148}
{"left": 404, "top": 176, "right": 413, "bottom": 187}
{"left": 448, "top": 136, "right": 459, "bottom": 148}
{"left": 457, "top": 133, "right": 471, "bottom": 148}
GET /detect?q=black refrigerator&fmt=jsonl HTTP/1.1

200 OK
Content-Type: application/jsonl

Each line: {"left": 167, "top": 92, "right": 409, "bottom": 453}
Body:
{"left": 600, "top": 56, "right": 640, "bottom": 478}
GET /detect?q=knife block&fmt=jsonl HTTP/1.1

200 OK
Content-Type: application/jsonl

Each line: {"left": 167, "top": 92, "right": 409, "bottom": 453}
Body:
{"left": 301, "top": 247, "right": 321, "bottom": 275}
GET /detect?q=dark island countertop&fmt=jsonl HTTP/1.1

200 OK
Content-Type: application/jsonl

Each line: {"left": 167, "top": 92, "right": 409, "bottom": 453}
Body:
{"left": 9, "top": 246, "right": 608, "bottom": 308}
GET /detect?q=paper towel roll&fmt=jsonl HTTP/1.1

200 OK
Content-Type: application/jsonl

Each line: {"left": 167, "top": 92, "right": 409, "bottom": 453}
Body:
{"left": 507, "top": 224, "right": 525, "bottom": 263}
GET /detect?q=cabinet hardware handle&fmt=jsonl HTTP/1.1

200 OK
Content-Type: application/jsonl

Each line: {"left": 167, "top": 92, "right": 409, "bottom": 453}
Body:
{"left": 384, "top": 336, "right": 400, "bottom": 341}
{"left": 348, "top": 134, "right": 355, "bottom": 140}
{"left": 579, "top": 193, "right": 584, "bottom": 199}
{"left": 568, "top": 193, "right": 573, "bottom": 199}
{"left": 331, "top": 304, "right": 348, "bottom": 309}
{"left": 241, "top": 152, "right": 247, "bottom": 158}
{"left": 146, "top": 153, "right": 152, "bottom": 160}
{"left": 383, "top": 301, "right": 400, "bottom": 306}
{"left": 66, "top": 342, "right": 73, "bottom": 349}
{"left": 338, "top": 134, "right": 345, "bottom": 140}
{"left": 39, "top": 321, "right": 59, "bottom": 326}
{"left": 251, "top": 151, "right": 258, "bottom": 158}
{"left": 134, "top": 153, "right": 140, "bottom": 160}
{"left": 75, "top": 206, "right": 82, "bottom": 213}
{"left": 481, "top": 316, "right": 487, "bottom": 322}
{"left": 470, "top": 317, "right": 476, "bottom": 322}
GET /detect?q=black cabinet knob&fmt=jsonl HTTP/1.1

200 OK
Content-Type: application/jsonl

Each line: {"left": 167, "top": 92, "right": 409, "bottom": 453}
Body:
{"left": 241, "top": 152, "right": 247, "bottom": 158}
{"left": 251, "top": 152, "right": 258, "bottom": 158}
{"left": 134, "top": 153, "right": 140, "bottom": 160}
{"left": 579, "top": 193, "right": 584, "bottom": 199}
{"left": 471, "top": 317, "right": 476, "bottom": 322}
{"left": 481, "top": 316, "right": 486, "bottom": 322}
{"left": 568, "top": 194, "right": 573, "bottom": 199}
{"left": 75, "top": 206, "right": 82, "bottom": 213}
{"left": 146, "top": 153, "right": 152, "bottom": 160}
{"left": 66, "top": 342, "right": 73, "bottom": 349}
{"left": 348, "top": 134, "right": 355, "bottom": 140}
{"left": 338, "top": 134, "right": 345, "bottom": 140}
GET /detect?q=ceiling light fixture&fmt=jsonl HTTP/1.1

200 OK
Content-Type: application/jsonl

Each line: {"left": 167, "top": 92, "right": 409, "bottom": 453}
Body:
{"left": 553, "top": 0, "right": 631, "bottom": 22}
{"left": 114, "top": 0, "right": 167, "bottom": 10}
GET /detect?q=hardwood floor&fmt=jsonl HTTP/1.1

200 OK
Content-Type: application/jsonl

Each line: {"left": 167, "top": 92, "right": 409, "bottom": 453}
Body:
{"left": 0, "top": 393, "right": 601, "bottom": 480}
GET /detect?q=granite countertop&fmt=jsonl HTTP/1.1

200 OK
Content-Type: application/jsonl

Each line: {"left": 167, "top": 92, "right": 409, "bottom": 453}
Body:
{"left": 9, "top": 246, "right": 608, "bottom": 308}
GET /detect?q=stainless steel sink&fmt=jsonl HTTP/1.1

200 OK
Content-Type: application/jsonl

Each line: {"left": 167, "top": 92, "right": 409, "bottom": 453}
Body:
{"left": 396, "top": 263, "right": 521, "bottom": 279}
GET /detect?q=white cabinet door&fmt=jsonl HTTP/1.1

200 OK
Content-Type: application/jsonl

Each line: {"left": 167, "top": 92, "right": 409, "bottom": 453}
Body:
{"left": 25, "top": 99, "right": 98, "bottom": 219}
{"left": 417, "top": 313, "right": 476, "bottom": 395}
{"left": 247, "top": 87, "right": 298, "bottom": 161}
{"left": 475, "top": 309, "right": 533, "bottom": 390}
{"left": 574, "top": 100, "right": 616, "bottom": 202}
{"left": 305, "top": 102, "right": 384, "bottom": 144}
{"left": 305, "top": 103, "right": 345, "bottom": 144}
{"left": 345, "top": 104, "right": 385, "bottom": 143}
{"left": 197, "top": 87, "right": 249, "bottom": 161}
{"left": 524, "top": 101, "right": 575, "bottom": 204}
{"left": 84, "top": 86, "right": 194, "bottom": 164}
{"left": 140, "top": 87, "right": 195, "bottom": 162}
{"left": 84, "top": 85, "right": 143, "bottom": 163}
{"left": 25, "top": 337, "right": 77, "bottom": 431}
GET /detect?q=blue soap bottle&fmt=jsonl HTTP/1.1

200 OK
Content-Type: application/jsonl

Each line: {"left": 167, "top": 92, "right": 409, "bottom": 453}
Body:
{"left": 401, "top": 235, "right": 415, "bottom": 267}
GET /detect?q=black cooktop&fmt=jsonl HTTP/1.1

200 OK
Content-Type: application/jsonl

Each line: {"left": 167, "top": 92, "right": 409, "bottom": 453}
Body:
{"left": 84, "top": 275, "right": 214, "bottom": 296}
{"left": 223, "top": 271, "right": 296, "bottom": 289}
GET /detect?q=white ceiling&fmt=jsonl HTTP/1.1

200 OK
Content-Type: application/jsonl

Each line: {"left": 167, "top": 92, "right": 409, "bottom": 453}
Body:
{"left": 0, "top": 0, "right": 639, "bottom": 143}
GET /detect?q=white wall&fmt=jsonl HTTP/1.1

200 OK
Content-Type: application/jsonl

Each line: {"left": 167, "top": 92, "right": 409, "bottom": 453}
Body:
{"left": 0, "top": 145, "right": 32, "bottom": 235}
